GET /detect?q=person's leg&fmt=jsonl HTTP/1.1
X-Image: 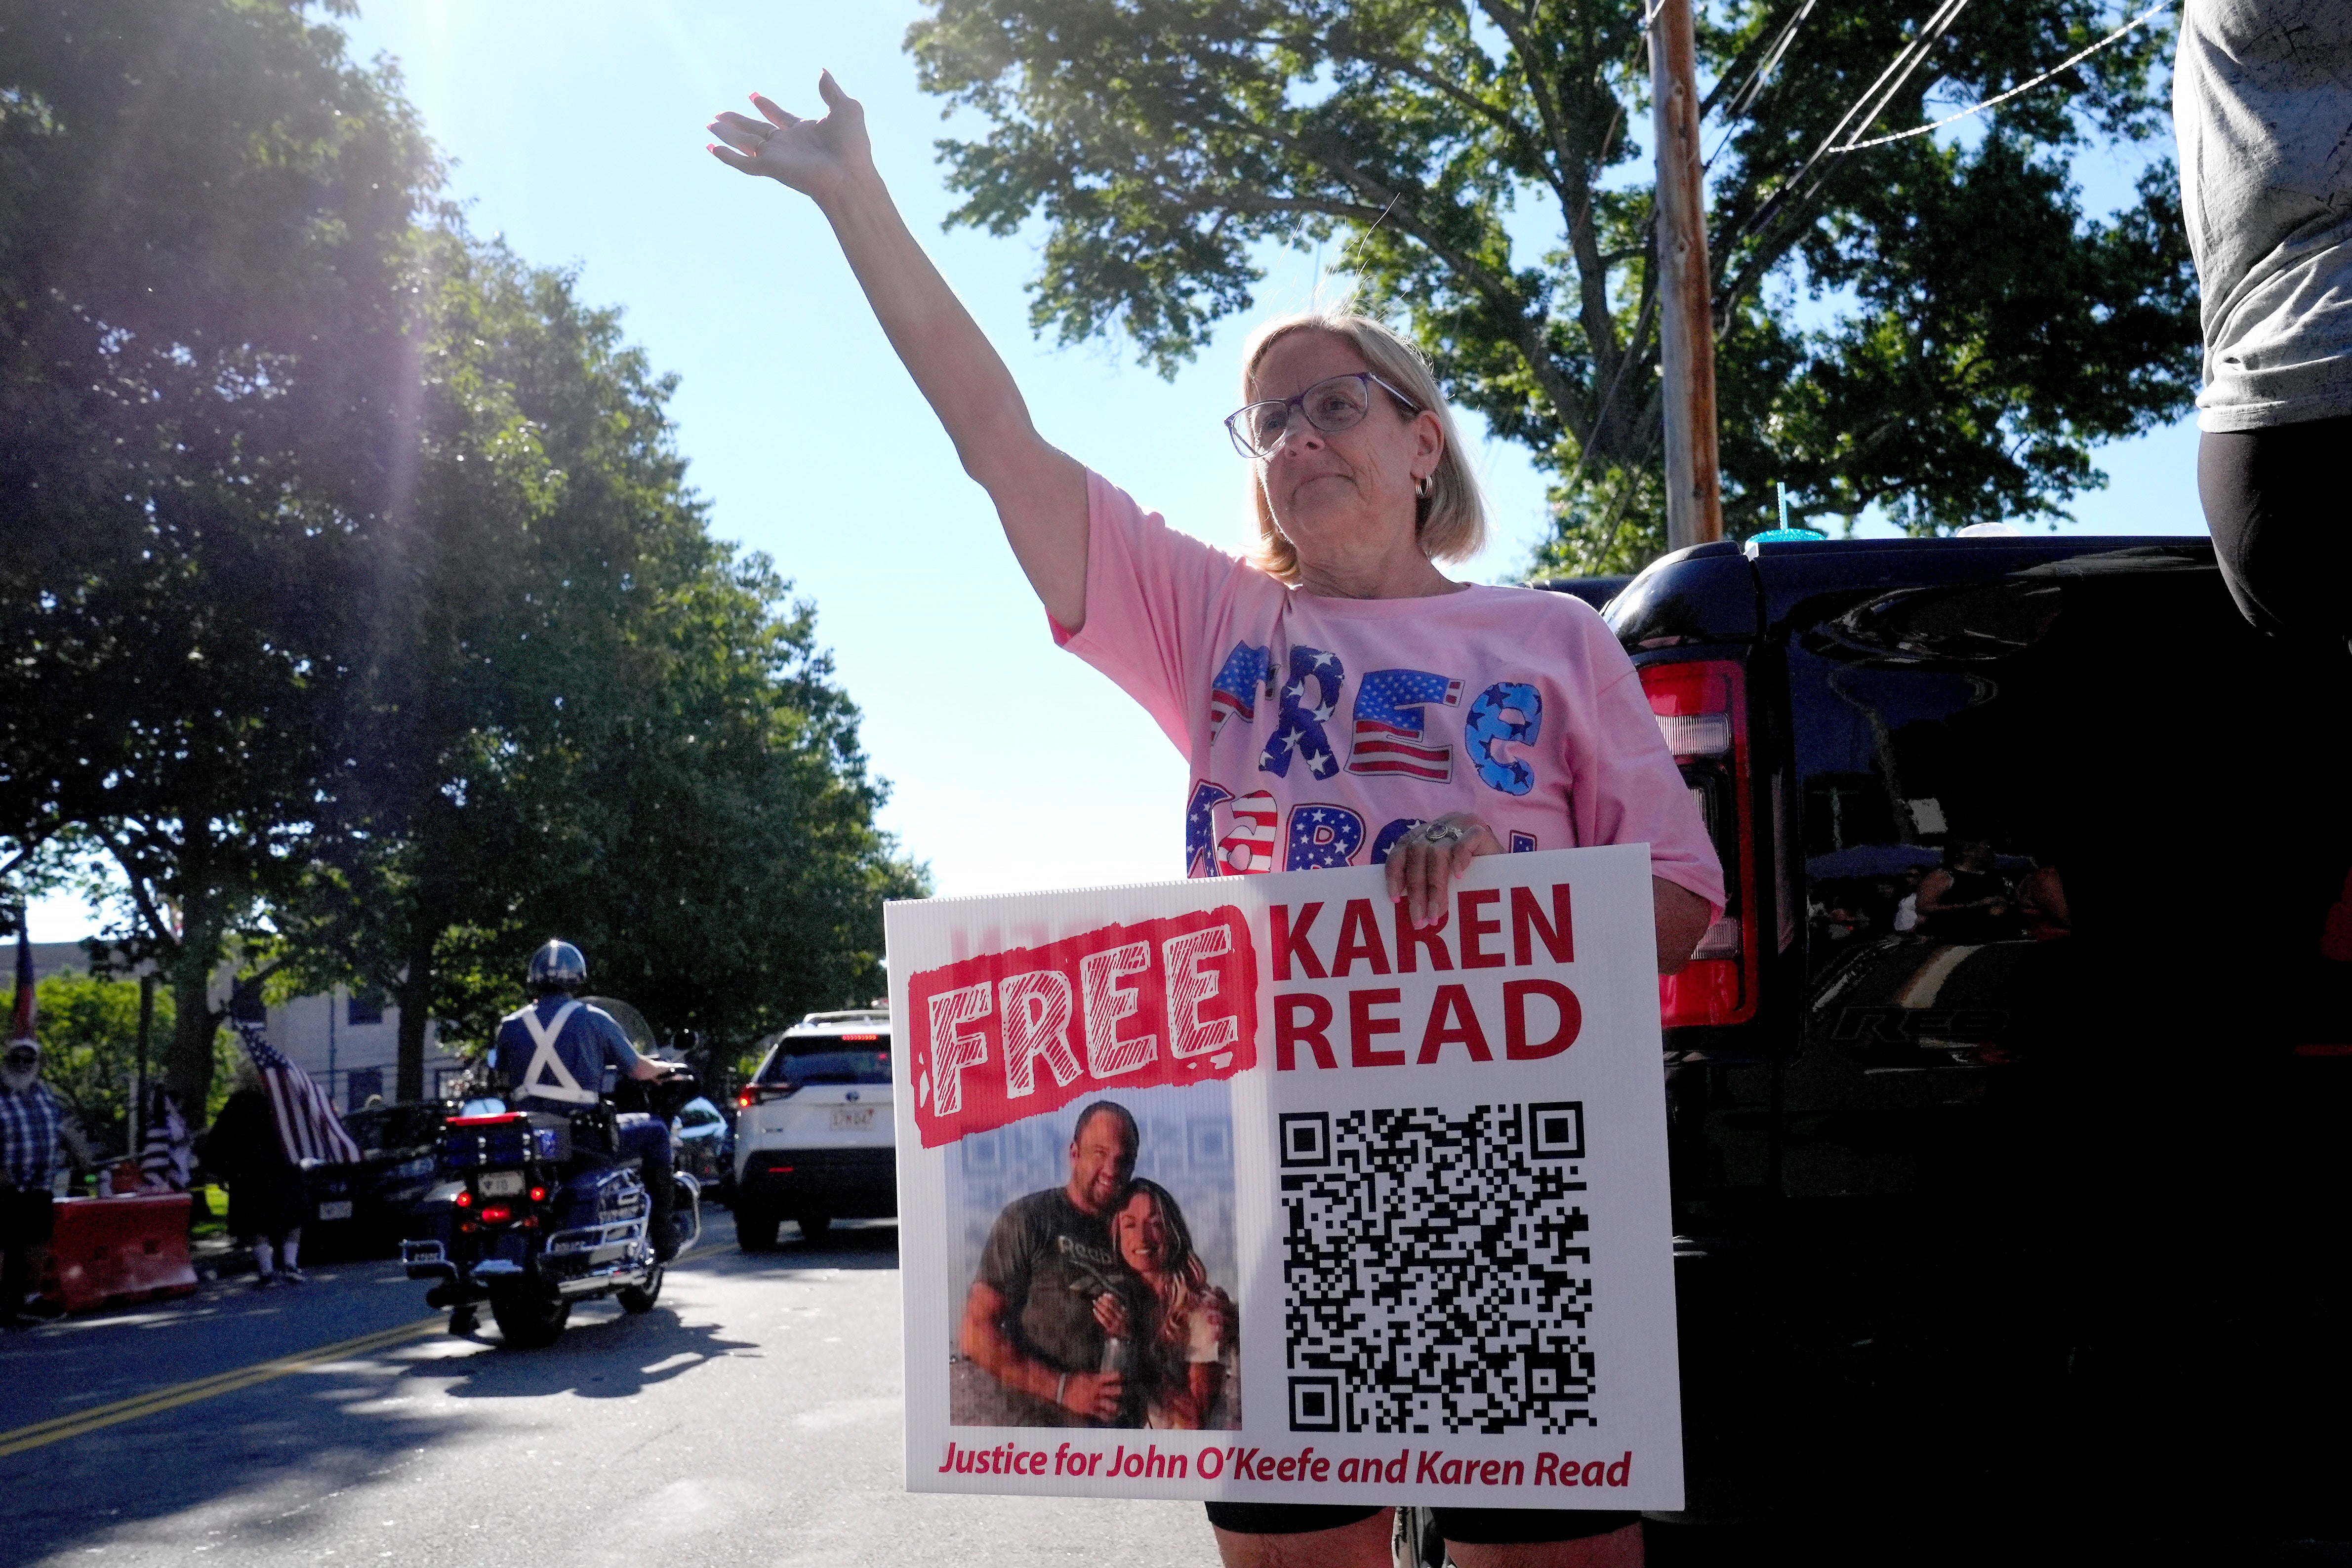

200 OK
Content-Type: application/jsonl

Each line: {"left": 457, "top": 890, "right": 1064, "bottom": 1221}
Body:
{"left": 0, "top": 1223, "right": 29, "bottom": 1322}
{"left": 616, "top": 1114, "right": 679, "bottom": 1259}
{"left": 278, "top": 1227, "right": 303, "bottom": 1281}
{"left": 250, "top": 1236, "right": 277, "bottom": 1284}
{"left": 1437, "top": 1509, "right": 1641, "bottom": 1568}
{"left": 2198, "top": 416, "right": 2352, "bottom": 651}
{"left": 1206, "top": 1505, "right": 1391, "bottom": 1568}
{"left": 0, "top": 1190, "right": 32, "bottom": 1319}
{"left": 1445, "top": 1530, "right": 1641, "bottom": 1568}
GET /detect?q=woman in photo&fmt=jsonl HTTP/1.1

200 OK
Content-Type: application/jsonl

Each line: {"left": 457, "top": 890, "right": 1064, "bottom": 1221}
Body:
{"left": 1092, "top": 1177, "right": 1236, "bottom": 1430}
{"left": 709, "top": 70, "right": 1719, "bottom": 1568}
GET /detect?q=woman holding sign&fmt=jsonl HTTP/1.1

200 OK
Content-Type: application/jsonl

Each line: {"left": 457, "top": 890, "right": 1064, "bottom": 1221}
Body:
{"left": 710, "top": 72, "right": 1719, "bottom": 1568}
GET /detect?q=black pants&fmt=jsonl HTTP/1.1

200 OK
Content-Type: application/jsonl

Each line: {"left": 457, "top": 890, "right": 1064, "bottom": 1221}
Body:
{"left": 1, "top": 1188, "right": 56, "bottom": 1314}
{"left": 2198, "top": 414, "right": 2352, "bottom": 652}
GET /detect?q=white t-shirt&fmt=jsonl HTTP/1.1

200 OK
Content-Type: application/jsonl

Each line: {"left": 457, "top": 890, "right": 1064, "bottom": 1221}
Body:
{"left": 2175, "top": 0, "right": 2352, "bottom": 431}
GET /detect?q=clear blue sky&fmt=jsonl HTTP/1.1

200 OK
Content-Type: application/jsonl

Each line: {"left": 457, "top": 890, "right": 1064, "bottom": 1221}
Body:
{"left": 25, "top": 0, "right": 2205, "bottom": 941}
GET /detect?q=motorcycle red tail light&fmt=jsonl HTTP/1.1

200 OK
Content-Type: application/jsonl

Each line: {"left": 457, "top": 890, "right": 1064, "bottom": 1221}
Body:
{"left": 527, "top": 1186, "right": 547, "bottom": 1203}
{"left": 480, "top": 1204, "right": 513, "bottom": 1224}
{"left": 454, "top": 1191, "right": 474, "bottom": 1208}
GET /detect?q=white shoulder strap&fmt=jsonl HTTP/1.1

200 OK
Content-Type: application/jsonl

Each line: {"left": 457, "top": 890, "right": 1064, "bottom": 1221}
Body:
{"left": 514, "top": 1000, "right": 597, "bottom": 1104}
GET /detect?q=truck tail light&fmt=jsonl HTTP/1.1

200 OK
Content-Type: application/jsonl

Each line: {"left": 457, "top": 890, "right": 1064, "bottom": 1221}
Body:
{"left": 1641, "top": 658, "right": 1760, "bottom": 1029}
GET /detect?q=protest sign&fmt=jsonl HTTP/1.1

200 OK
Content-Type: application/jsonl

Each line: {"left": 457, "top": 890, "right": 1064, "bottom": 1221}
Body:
{"left": 889, "top": 844, "right": 1682, "bottom": 1510}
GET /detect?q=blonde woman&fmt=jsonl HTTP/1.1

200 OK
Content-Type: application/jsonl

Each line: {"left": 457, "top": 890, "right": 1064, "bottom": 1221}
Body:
{"left": 1092, "top": 1178, "right": 1236, "bottom": 1430}
{"left": 710, "top": 73, "right": 1720, "bottom": 1568}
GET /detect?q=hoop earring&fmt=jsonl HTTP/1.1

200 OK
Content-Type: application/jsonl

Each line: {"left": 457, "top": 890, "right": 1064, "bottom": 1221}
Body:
{"left": 1414, "top": 473, "right": 1432, "bottom": 499}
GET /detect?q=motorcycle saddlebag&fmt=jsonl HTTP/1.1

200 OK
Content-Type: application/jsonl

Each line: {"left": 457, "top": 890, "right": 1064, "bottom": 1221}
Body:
{"left": 525, "top": 1112, "right": 572, "bottom": 1164}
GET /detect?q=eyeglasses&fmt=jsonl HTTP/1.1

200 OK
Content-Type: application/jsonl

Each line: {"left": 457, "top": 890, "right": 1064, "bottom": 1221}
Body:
{"left": 1224, "top": 372, "right": 1421, "bottom": 459}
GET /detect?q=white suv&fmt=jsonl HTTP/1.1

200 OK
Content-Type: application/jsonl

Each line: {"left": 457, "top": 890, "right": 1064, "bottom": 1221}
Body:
{"left": 730, "top": 1008, "right": 894, "bottom": 1249}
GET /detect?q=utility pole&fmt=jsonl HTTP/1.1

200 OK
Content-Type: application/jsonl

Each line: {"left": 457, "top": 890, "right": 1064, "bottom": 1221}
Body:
{"left": 1648, "top": 0, "right": 1725, "bottom": 550}
{"left": 134, "top": 973, "right": 154, "bottom": 1155}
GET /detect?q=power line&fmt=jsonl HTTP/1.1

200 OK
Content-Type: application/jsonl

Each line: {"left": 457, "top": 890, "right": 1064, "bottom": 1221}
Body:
{"left": 1833, "top": 1, "right": 2172, "bottom": 150}
{"left": 1727, "top": 0, "right": 1974, "bottom": 252}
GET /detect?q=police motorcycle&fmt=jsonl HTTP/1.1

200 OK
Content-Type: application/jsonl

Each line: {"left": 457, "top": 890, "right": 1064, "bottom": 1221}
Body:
{"left": 401, "top": 990, "right": 703, "bottom": 1347}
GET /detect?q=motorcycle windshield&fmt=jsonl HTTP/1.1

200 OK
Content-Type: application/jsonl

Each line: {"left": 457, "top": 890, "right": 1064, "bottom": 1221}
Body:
{"left": 581, "top": 995, "right": 659, "bottom": 1057}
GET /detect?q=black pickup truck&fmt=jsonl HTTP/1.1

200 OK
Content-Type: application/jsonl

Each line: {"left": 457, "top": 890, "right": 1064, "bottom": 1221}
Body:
{"left": 1547, "top": 535, "right": 2352, "bottom": 1553}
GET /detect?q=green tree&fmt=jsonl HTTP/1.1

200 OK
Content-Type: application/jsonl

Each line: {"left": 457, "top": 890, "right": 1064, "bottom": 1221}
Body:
{"left": 28, "top": 968, "right": 236, "bottom": 1154}
{"left": 0, "top": 0, "right": 441, "bottom": 1119}
{"left": 905, "top": 0, "right": 2197, "bottom": 568}
{"left": 29, "top": 971, "right": 163, "bottom": 1156}
{"left": 274, "top": 237, "right": 929, "bottom": 1096}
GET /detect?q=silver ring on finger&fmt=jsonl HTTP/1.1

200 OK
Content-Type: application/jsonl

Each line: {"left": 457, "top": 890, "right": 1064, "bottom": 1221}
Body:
{"left": 1421, "top": 823, "right": 1466, "bottom": 847}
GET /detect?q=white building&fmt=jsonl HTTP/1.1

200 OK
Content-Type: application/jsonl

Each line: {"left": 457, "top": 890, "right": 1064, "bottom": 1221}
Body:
{"left": 26, "top": 944, "right": 469, "bottom": 1111}
{"left": 259, "top": 987, "right": 472, "bottom": 1110}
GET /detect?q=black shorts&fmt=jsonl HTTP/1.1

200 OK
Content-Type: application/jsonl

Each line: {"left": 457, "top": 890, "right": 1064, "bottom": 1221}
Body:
{"left": 1203, "top": 1502, "right": 1639, "bottom": 1543}
{"left": 2197, "top": 414, "right": 2352, "bottom": 649}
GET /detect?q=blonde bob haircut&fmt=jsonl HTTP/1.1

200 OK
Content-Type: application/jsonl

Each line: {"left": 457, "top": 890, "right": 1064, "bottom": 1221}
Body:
{"left": 1239, "top": 311, "right": 1487, "bottom": 583}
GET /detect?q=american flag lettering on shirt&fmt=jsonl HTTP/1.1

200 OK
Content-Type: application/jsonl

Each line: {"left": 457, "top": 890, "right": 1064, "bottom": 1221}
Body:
{"left": 1348, "top": 668, "right": 1463, "bottom": 781}
{"left": 1185, "top": 780, "right": 1236, "bottom": 877}
{"left": 1217, "top": 789, "right": 1280, "bottom": 876}
{"left": 232, "top": 1007, "right": 362, "bottom": 1166}
{"left": 1208, "top": 642, "right": 1270, "bottom": 736}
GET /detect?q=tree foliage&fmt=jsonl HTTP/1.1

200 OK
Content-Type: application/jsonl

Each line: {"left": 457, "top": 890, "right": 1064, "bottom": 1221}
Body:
{"left": 906, "top": 0, "right": 2199, "bottom": 568}
{"left": 3, "top": 0, "right": 926, "bottom": 1113}
{"left": 278, "top": 237, "right": 926, "bottom": 1092}
{"left": 0, "top": 0, "right": 441, "bottom": 1115}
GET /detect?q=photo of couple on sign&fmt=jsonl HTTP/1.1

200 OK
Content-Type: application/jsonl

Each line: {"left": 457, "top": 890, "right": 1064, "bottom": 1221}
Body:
{"left": 950, "top": 1092, "right": 1241, "bottom": 1431}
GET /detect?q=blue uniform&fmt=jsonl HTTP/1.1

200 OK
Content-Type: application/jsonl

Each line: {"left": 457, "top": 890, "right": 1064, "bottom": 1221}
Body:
{"left": 491, "top": 998, "right": 673, "bottom": 1243}
{"left": 493, "top": 999, "right": 641, "bottom": 1112}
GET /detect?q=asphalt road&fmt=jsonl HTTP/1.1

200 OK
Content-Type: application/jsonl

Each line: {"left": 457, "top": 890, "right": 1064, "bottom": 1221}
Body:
{"left": 0, "top": 1214, "right": 1220, "bottom": 1568}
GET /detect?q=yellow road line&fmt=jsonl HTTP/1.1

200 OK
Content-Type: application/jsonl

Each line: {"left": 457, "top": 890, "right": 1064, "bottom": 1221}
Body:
{"left": 0, "top": 1316, "right": 443, "bottom": 1459}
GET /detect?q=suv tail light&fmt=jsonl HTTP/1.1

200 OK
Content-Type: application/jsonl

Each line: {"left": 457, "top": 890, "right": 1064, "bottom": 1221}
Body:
{"left": 1641, "top": 657, "right": 1760, "bottom": 1029}
{"left": 738, "top": 1083, "right": 799, "bottom": 1108}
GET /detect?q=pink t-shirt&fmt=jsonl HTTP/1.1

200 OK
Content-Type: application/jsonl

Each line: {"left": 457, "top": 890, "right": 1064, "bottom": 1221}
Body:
{"left": 1055, "top": 473, "right": 1727, "bottom": 915}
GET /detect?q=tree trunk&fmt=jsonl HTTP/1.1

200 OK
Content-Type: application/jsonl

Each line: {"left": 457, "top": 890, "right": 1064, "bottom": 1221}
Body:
{"left": 165, "top": 968, "right": 219, "bottom": 1126}
{"left": 395, "top": 941, "right": 434, "bottom": 1102}
{"left": 162, "top": 851, "right": 229, "bottom": 1126}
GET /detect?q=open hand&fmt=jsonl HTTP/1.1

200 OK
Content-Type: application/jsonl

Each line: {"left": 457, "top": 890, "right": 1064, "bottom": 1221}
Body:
{"left": 1382, "top": 812, "right": 1504, "bottom": 929}
{"left": 706, "top": 71, "right": 871, "bottom": 202}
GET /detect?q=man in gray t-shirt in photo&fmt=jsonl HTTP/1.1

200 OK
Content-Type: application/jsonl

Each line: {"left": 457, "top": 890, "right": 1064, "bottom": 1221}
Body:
{"left": 2176, "top": 0, "right": 2352, "bottom": 650}
{"left": 955, "top": 1100, "right": 1139, "bottom": 1427}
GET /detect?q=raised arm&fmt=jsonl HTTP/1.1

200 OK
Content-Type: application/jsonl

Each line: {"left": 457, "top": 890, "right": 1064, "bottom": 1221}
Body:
{"left": 707, "top": 73, "right": 1090, "bottom": 630}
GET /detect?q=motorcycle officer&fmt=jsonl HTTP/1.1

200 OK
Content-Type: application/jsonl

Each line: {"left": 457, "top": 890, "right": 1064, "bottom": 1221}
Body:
{"left": 491, "top": 940, "right": 684, "bottom": 1264}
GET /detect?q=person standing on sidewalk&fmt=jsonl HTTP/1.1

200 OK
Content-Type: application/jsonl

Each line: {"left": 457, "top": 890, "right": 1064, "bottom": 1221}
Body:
{"left": 2, "top": 1037, "right": 89, "bottom": 1328}
{"left": 204, "top": 1057, "right": 307, "bottom": 1288}
{"left": 2177, "top": 0, "right": 2352, "bottom": 652}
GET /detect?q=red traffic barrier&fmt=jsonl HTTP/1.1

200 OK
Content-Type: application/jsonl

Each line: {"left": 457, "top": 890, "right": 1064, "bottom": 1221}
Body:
{"left": 36, "top": 1192, "right": 199, "bottom": 1315}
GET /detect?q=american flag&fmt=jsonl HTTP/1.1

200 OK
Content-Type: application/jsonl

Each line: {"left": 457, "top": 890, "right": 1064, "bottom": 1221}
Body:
{"left": 10, "top": 925, "right": 33, "bottom": 1043}
{"left": 1208, "top": 642, "right": 1269, "bottom": 735}
{"left": 230, "top": 987, "right": 361, "bottom": 1165}
{"left": 138, "top": 1086, "right": 192, "bottom": 1191}
{"left": 1348, "top": 669, "right": 1462, "bottom": 781}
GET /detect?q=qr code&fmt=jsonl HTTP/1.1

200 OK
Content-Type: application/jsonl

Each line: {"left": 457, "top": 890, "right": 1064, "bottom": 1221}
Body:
{"left": 1280, "top": 1103, "right": 1593, "bottom": 1435}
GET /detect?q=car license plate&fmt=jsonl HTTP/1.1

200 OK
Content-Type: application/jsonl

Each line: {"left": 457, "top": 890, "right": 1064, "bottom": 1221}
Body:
{"left": 316, "top": 1200, "right": 354, "bottom": 1221}
{"left": 830, "top": 1106, "right": 876, "bottom": 1130}
{"left": 478, "top": 1171, "right": 524, "bottom": 1196}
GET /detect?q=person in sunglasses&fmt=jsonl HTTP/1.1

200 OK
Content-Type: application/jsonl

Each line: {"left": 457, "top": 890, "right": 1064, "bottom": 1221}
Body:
{"left": 709, "top": 73, "right": 1721, "bottom": 1568}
